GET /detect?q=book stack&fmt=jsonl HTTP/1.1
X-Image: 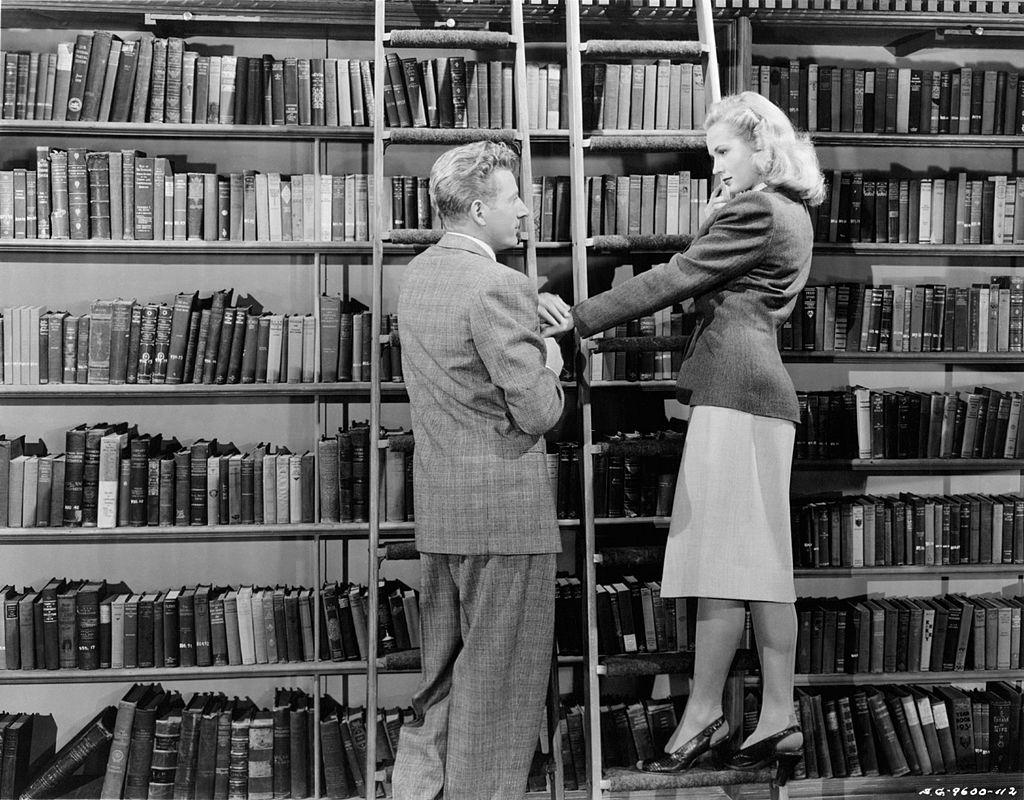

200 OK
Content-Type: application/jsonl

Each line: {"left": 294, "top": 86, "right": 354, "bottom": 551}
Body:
{"left": 795, "top": 593, "right": 1023, "bottom": 675}
{"left": 0, "top": 580, "right": 330, "bottom": 671}
{"left": 791, "top": 682, "right": 1023, "bottom": 780}
{"left": 387, "top": 175, "right": 433, "bottom": 233}
{"left": 595, "top": 578, "right": 696, "bottom": 656}
{"left": 585, "top": 172, "right": 711, "bottom": 237}
{"left": 373, "top": 578, "right": 420, "bottom": 657}
{"left": 597, "top": 696, "right": 683, "bottom": 770}
{"left": 0, "top": 712, "right": 56, "bottom": 800}
{"left": 593, "top": 432, "right": 685, "bottom": 518}
{"left": 0, "top": 426, "right": 331, "bottom": 529}
{"left": 796, "top": 385, "right": 1024, "bottom": 461}
{"left": 0, "top": 37, "right": 378, "bottom": 127}
{"left": 530, "top": 175, "right": 571, "bottom": 242}
{"left": 0, "top": 147, "right": 372, "bottom": 242}
{"left": 752, "top": 61, "right": 1024, "bottom": 136}
{"left": 811, "top": 169, "right": 1024, "bottom": 246}
{"left": 779, "top": 277, "right": 1024, "bottom": 353}
{"left": 526, "top": 62, "right": 568, "bottom": 130}
{"left": 18, "top": 687, "right": 388, "bottom": 800}
{"left": 793, "top": 492, "right": 1024, "bottom": 569}
{"left": 382, "top": 53, "right": 514, "bottom": 129}
{"left": 316, "top": 426, "right": 373, "bottom": 525}
{"left": 591, "top": 308, "right": 694, "bottom": 382}
{"left": 553, "top": 703, "right": 588, "bottom": 791}
{"left": 580, "top": 60, "right": 706, "bottom": 131}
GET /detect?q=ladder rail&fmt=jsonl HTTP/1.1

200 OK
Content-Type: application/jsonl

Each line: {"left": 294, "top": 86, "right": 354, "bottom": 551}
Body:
{"left": 565, "top": 2, "right": 723, "bottom": 798}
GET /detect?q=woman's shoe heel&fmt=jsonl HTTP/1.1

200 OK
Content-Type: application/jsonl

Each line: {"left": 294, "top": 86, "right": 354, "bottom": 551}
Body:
{"left": 773, "top": 751, "right": 801, "bottom": 787}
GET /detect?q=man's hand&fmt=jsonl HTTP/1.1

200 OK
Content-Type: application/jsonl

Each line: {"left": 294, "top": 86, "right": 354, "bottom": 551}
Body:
{"left": 543, "top": 338, "right": 564, "bottom": 376}
{"left": 538, "top": 292, "right": 572, "bottom": 338}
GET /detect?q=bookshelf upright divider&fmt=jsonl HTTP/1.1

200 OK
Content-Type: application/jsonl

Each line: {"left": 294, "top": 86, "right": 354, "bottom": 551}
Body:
{"left": 562, "top": 3, "right": 601, "bottom": 797}
{"left": 510, "top": 0, "right": 539, "bottom": 286}
{"left": 368, "top": 1, "right": 387, "bottom": 794}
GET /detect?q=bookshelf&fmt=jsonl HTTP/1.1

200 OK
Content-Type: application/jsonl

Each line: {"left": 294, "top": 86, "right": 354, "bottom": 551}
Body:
{"left": 564, "top": 4, "right": 1024, "bottom": 800}
{"left": 3, "top": 2, "right": 1024, "bottom": 800}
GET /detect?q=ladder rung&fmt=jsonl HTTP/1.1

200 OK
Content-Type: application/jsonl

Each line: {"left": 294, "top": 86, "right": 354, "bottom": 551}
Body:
{"left": 379, "top": 540, "right": 420, "bottom": 561}
{"left": 386, "top": 127, "right": 519, "bottom": 146}
{"left": 589, "top": 234, "right": 693, "bottom": 253}
{"left": 582, "top": 39, "right": 704, "bottom": 58}
{"left": 388, "top": 229, "right": 442, "bottom": 246}
{"left": 386, "top": 29, "right": 513, "bottom": 50}
{"left": 384, "top": 433, "right": 415, "bottom": 453}
{"left": 591, "top": 335, "right": 689, "bottom": 354}
{"left": 586, "top": 133, "right": 707, "bottom": 153}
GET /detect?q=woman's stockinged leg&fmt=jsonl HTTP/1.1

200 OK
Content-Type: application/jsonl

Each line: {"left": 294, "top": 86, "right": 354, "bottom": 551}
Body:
{"left": 664, "top": 597, "right": 745, "bottom": 752}
{"left": 744, "top": 599, "right": 799, "bottom": 747}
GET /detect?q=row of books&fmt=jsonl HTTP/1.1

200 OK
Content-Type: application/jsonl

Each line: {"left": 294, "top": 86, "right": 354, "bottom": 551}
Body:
{"left": 19, "top": 687, "right": 387, "bottom": 800}
{"left": 791, "top": 682, "right": 1023, "bottom": 779}
{"left": 0, "top": 37, "right": 379, "bottom": 128}
{"left": 590, "top": 308, "right": 692, "bottom": 382}
{"left": 0, "top": 576, "right": 419, "bottom": 672}
{"left": 381, "top": 54, "right": 513, "bottom": 130}
{"left": 795, "top": 386, "right": 1024, "bottom": 461}
{"left": 595, "top": 579, "right": 705, "bottom": 656}
{"left": 1, "top": 580, "right": 318, "bottom": 672}
{"left": 752, "top": 62, "right": 1024, "bottom": 136}
{"left": 793, "top": 492, "right": 1024, "bottom": 569}
{"left": 811, "top": 170, "right": 1024, "bottom": 246}
{"left": 0, "top": 296, "right": 400, "bottom": 387}
{"left": 585, "top": 172, "right": 711, "bottom": 237}
{"left": 593, "top": 438, "right": 684, "bottom": 519}
{"left": 779, "top": 279, "right": 1024, "bottom": 354}
{"left": 796, "top": 593, "right": 1023, "bottom": 676}
{"left": 0, "top": 148, "right": 372, "bottom": 242}
{"left": 0, "top": 427, "right": 330, "bottom": 529}
{"left": 576, "top": 60, "right": 707, "bottom": 132}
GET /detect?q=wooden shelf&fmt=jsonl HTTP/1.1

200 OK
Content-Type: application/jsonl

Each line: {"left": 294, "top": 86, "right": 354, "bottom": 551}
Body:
{"left": 0, "top": 240, "right": 376, "bottom": 254}
{"left": 595, "top": 516, "right": 671, "bottom": 527}
{"left": 0, "top": 120, "right": 373, "bottom": 140}
{"left": 597, "top": 770, "right": 1024, "bottom": 800}
{"left": 0, "top": 660, "right": 368, "bottom": 685}
{"left": 795, "top": 563, "right": 1024, "bottom": 577}
{"left": 814, "top": 242, "right": 1024, "bottom": 256}
{"left": 782, "top": 351, "right": 1024, "bottom": 363}
{"left": 794, "top": 458, "right": 1024, "bottom": 471}
{"left": 0, "top": 522, "right": 371, "bottom": 544}
{"left": 797, "top": 668, "right": 1024, "bottom": 687}
{"left": 810, "top": 131, "right": 1024, "bottom": 148}
{"left": 0, "top": 382, "right": 410, "bottom": 399}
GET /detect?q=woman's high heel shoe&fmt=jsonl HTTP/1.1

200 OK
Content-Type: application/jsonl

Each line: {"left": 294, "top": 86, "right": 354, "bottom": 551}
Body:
{"left": 726, "top": 725, "right": 804, "bottom": 786}
{"left": 637, "top": 716, "right": 730, "bottom": 773}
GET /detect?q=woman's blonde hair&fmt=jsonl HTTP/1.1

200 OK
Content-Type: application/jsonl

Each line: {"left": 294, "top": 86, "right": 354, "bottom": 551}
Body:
{"left": 704, "top": 92, "right": 826, "bottom": 207}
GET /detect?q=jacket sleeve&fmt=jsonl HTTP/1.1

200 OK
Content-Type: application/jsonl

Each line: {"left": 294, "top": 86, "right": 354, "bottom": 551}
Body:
{"left": 571, "top": 191, "right": 776, "bottom": 338}
{"left": 469, "top": 270, "right": 565, "bottom": 436}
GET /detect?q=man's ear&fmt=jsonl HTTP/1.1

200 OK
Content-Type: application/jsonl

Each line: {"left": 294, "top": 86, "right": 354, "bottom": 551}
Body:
{"left": 468, "top": 198, "right": 487, "bottom": 225}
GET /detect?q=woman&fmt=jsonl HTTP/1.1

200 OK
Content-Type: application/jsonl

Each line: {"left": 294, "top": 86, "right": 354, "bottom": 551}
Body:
{"left": 541, "top": 91, "right": 825, "bottom": 784}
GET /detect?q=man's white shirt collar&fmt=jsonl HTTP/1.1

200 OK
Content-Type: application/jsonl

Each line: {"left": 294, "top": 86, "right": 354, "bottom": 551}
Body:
{"left": 446, "top": 231, "right": 496, "bottom": 262}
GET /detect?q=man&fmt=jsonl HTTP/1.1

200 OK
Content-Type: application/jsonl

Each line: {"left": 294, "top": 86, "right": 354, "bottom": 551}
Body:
{"left": 392, "top": 140, "right": 568, "bottom": 800}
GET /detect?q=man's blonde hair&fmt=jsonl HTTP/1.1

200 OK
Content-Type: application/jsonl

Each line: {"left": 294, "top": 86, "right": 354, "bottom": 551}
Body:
{"left": 429, "top": 140, "right": 520, "bottom": 224}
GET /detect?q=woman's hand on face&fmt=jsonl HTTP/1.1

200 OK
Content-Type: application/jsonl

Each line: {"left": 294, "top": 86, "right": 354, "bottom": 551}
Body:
{"left": 705, "top": 182, "right": 732, "bottom": 218}
{"left": 538, "top": 292, "right": 574, "bottom": 338}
